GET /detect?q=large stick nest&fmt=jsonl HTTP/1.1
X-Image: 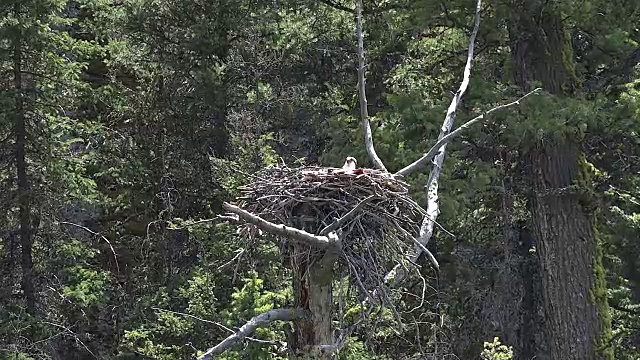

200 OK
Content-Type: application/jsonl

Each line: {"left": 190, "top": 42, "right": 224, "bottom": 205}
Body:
{"left": 236, "top": 164, "right": 425, "bottom": 299}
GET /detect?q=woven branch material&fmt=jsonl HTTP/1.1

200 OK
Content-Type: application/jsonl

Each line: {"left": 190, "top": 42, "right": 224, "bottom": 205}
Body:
{"left": 235, "top": 164, "right": 425, "bottom": 300}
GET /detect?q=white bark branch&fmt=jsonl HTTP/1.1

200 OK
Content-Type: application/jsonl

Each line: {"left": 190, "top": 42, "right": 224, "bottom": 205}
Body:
{"left": 356, "top": 0, "right": 387, "bottom": 172}
{"left": 222, "top": 202, "right": 339, "bottom": 249}
{"left": 395, "top": 0, "right": 482, "bottom": 178}
{"left": 409, "top": 0, "right": 483, "bottom": 265}
{"left": 152, "top": 306, "right": 282, "bottom": 346}
{"left": 199, "top": 308, "right": 308, "bottom": 359}
{"left": 395, "top": 87, "right": 541, "bottom": 177}
{"left": 381, "top": 0, "right": 483, "bottom": 288}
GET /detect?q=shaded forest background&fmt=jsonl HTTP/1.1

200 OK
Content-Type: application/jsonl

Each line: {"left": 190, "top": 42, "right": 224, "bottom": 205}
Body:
{"left": 1, "top": 0, "right": 639, "bottom": 358}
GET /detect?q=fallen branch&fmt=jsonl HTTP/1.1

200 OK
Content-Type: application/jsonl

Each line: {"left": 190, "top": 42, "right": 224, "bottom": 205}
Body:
{"left": 223, "top": 202, "right": 339, "bottom": 249}
{"left": 199, "top": 308, "right": 309, "bottom": 359}
{"left": 356, "top": 0, "right": 387, "bottom": 172}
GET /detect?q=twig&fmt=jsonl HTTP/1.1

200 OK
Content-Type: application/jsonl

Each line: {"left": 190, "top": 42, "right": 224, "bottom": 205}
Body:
{"left": 59, "top": 221, "right": 119, "bottom": 274}
{"left": 410, "top": 236, "right": 439, "bottom": 270}
{"left": 217, "top": 249, "right": 246, "bottom": 270}
{"left": 199, "top": 308, "right": 309, "bottom": 359}
{"left": 319, "top": 195, "right": 377, "bottom": 235}
{"left": 42, "top": 321, "right": 97, "bottom": 359}
{"left": 167, "top": 214, "right": 239, "bottom": 230}
{"left": 315, "top": 320, "right": 360, "bottom": 354}
{"left": 356, "top": 0, "right": 387, "bottom": 172}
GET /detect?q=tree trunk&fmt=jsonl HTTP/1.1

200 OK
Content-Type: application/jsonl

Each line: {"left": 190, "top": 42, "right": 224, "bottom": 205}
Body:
{"left": 496, "top": 169, "right": 547, "bottom": 359}
{"left": 290, "top": 243, "right": 336, "bottom": 359}
{"left": 528, "top": 140, "right": 611, "bottom": 360}
{"left": 207, "top": 0, "right": 230, "bottom": 158}
{"left": 508, "top": 1, "right": 612, "bottom": 359}
{"left": 12, "top": 2, "right": 36, "bottom": 316}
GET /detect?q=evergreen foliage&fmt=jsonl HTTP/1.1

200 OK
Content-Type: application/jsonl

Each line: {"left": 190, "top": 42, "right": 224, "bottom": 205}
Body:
{"left": 1, "top": 0, "right": 638, "bottom": 358}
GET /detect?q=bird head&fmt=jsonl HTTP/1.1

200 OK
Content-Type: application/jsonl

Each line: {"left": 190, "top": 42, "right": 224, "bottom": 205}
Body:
{"left": 343, "top": 157, "right": 357, "bottom": 171}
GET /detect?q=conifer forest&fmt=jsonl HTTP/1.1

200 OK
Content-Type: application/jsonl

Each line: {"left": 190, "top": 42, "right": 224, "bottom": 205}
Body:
{"left": 2, "top": 0, "right": 640, "bottom": 359}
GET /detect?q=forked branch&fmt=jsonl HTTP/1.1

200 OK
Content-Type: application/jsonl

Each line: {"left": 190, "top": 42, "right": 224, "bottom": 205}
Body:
{"left": 384, "top": 0, "right": 483, "bottom": 288}
{"left": 395, "top": 87, "right": 541, "bottom": 177}
{"left": 396, "top": 0, "right": 482, "bottom": 178}
{"left": 199, "top": 308, "right": 309, "bottom": 359}
{"left": 410, "top": 0, "right": 482, "bottom": 265}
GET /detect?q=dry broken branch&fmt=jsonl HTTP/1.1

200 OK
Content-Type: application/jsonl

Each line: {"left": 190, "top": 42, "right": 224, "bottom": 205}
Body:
{"left": 59, "top": 221, "right": 119, "bottom": 274}
{"left": 222, "top": 202, "right": 338, "bottom": 249}
{"left": 356, "top": 0, "right": 387, "bottom": 172}
{"left": 384, "top": 0, "right": 483, "bottom": 288}
{"left": 198, "top": 308, "right": 309, "bottom": 359}
{"left": 395, "top": 87, "right": 541, "bottom": 177}
{"left": 396, "top": 0, "right": 482, "bottom": 178}
{"left": 319, "top": 195, "right": 377, "bottom": 235}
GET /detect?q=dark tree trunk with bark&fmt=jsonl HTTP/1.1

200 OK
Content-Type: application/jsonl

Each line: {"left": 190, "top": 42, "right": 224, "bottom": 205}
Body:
{"left": 508, "top": 1, "right": 613, "bottom": 359}
{"left": 290, "top": 246, "right": 335, "bottom": 359}
{"left": 496, "top": 167, "right": 547, "bottom": 359}
{"left": 12, "top": 3, "right": 36, "bottom": 316}
{"left": 290, "top": 207, "right": 337, "bottom": 359}
{"left": 528, "top": 140, "right": 610, "bottom": 360}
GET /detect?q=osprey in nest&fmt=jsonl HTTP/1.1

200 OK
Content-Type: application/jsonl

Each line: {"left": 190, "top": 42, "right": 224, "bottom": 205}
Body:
{"left": 301, "top": 157, "right": 367, "bottom": 180}
{"left": 342, "top": 156, "right": 357, "bottom": 172}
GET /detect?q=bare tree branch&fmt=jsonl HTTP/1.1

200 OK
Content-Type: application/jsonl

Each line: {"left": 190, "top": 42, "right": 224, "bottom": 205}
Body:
{"left": 396, "top": 0, "right": 482, "bottom": 178}
{"left": 166, "top": 214, "right": 239, "bottom": 230}
{"left": 151, "top": 307, "right": 284, "bottom": 347}
{"left": 222, "top": 202, "right": 339, "bottom": 249}
{"left": 382, "top": 0, "right": 484, "bottom": 289}
{"left": 356, "top": 0, "right": 387, "bottom": 172}
{"left": 409, "top": 0, "right": 483, "bottom": 265}
{"left": 42, "top": 321, "right": 97, "bottom": 359}
{"left": 198, "top": 308, "right": 309, "bottom": 359}
{"left": 396, "top": 87, "right": 541, "bottom": 176}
